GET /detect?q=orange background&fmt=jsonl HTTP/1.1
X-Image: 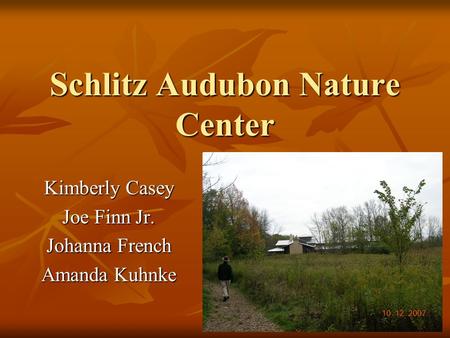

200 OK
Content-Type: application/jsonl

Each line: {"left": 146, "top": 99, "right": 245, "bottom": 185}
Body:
{"left": 0, "top": 3, "right": 449, "bottom": 337}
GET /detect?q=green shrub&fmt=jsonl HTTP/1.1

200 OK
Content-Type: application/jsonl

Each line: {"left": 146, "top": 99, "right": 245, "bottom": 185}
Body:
{"left": 365, "top": 242, "right": 391, "bottom": 254}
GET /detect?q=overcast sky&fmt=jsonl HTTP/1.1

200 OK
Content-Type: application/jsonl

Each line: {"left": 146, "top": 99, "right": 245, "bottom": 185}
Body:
{"left": 203, "top": 152, "right": 442, "bottom": 236}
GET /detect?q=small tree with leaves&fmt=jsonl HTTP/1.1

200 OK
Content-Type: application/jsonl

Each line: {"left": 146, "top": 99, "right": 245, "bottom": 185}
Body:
{"left": 374, "top": 179, "right": 426, "bottom": 266}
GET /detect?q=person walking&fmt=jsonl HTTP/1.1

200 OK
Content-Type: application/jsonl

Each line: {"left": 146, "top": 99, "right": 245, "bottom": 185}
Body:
{"left": 217, "top": 256, "right": 233, "bottom": 302}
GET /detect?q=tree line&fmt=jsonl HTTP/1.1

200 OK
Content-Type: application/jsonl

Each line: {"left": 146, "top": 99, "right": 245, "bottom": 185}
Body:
{"left": 310, "top": 200, "right": 441, "bottom": 252}
{"left": 203, "top": 176, "right": 441, "bottom": 262}
{"left": 203, "top": 184, "right": 270, "bottom": 261}
{"left": 311, "top": 180, "right": 442, "bottom": 265}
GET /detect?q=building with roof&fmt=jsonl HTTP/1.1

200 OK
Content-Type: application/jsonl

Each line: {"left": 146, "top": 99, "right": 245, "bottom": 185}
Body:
{"left": 267, "top": 236, "right": 315, "bottom": 255}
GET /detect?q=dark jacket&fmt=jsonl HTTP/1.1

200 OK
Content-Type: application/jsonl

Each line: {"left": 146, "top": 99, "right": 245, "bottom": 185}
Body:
{"left": 217, "top": 262, "right": 233, "bottom": 281}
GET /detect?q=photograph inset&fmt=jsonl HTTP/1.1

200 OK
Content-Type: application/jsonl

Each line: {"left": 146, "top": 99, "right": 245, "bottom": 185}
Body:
{"left": 202, "top": 152, "right": 442, "bottom": 332}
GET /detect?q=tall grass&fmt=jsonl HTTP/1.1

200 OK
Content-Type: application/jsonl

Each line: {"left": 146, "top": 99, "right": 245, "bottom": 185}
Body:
{"left": 203, "top": 284, "right": 213, "bottom": 325}
{"left": 204, "top": 248, "right": 441, "bottom": 331}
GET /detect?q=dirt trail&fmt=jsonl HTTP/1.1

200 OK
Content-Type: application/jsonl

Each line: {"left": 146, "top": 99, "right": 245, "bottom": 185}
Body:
{"left": 203, "top": 280, "right": 282, "bottom": 332}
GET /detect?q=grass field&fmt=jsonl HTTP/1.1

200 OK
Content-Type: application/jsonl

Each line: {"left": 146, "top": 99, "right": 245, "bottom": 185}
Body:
{"left": 204, "top": 248, "right": 441, "bottom": 332}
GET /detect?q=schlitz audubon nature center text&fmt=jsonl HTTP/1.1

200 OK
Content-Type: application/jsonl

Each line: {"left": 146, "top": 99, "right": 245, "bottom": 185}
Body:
{"left": 50, "top": 71, "right": 401, "bottom": 138}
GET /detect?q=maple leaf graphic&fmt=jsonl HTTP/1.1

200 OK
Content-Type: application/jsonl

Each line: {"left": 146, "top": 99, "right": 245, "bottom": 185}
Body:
{"left": 0, "top": 60, "right": 69, "bottom": 134}
{"left": 278, "top": 24, "right": 449, "bottom": 151}
{"left": 73, "top": 26, "right": 283, "bottom": 171}
{"left": 0, "top": 193, "right": 189, "bottom": 306}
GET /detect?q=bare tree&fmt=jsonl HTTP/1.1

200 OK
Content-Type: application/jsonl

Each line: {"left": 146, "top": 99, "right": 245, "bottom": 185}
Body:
{"left": 202, "top": 153, "right": 236, "bottom": 193}
{"left": 310, "top": 213, "right": 325, "bottom": 244}
{"left": 426, "top": 216, "right": 442, "bottom": 245}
